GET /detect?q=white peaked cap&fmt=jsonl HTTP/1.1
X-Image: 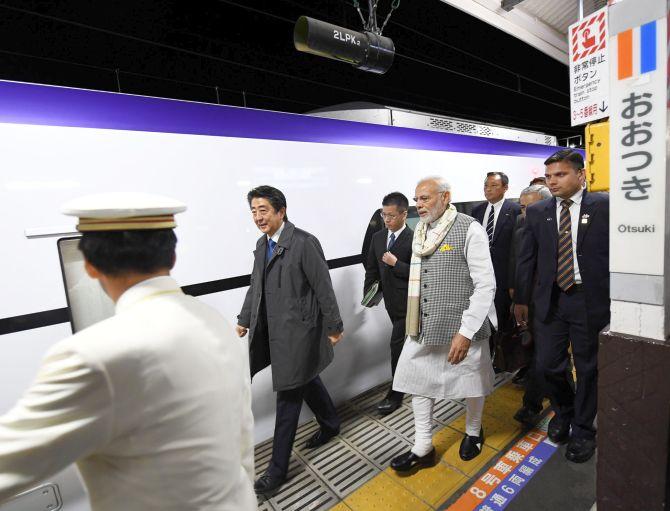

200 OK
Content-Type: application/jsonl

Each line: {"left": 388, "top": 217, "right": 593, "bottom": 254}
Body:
{"left": 62, "top": 192, "right": 187, "bottom": 232}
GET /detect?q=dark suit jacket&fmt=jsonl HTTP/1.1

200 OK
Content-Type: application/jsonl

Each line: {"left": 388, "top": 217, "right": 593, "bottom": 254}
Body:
{"left": 364, "top": 226, "right": 413, "bottom": 319}
{"left": 508, "top": 214, "right": 525, "bottom": 292}
{"left": 516, "top": 191, "right": 610, "bottom": 329}
{"left": 472, "top": 198, "right": 521, "bottom": 292}
{"left": 238, "top": 221, "right": 343, "bottom": 391}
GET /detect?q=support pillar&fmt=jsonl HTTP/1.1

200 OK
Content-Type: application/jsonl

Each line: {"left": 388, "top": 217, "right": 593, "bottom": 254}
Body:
{"left": 599, "top": 0, "right": 670, "bottom": 509}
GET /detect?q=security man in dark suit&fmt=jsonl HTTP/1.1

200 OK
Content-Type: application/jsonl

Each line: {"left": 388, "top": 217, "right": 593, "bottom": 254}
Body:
{"left": 515, "top": 149, "right": 609, "bottom": 464}
{"left": 364, "top": 192, "right": 413, "bottom": 415}
{"left": 472, "top": 172, "right": 521, "bottom": 334}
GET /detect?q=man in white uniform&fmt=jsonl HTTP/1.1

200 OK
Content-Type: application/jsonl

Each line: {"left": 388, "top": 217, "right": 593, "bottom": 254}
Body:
{"left": 0, "top": 193, "right": 256, "bottom": 511}
{"left": 391, "top": 177, "right": 496, "bottom": 472}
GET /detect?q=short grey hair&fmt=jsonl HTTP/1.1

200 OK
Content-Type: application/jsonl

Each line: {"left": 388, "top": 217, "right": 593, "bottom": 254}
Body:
{"left": 520, "top": 184, "right": 552, "bottom": 199}
{"left": 418, "top": 176, "right": 451, "bottom": 193}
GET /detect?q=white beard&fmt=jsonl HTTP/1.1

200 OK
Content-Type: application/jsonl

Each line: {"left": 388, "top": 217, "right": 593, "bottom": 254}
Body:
{"left": 419, "top": 204, "right": 448, "bottom": 225}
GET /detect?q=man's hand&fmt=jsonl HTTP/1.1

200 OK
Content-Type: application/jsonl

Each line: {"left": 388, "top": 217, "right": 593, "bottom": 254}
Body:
{"left": 328, "top": 331, "right": 344, "bottom": 345}
{"left": 236, "top": 325, "right": 248, "bottom": 337}
{"left": 509, "top": 288, "right": 515, "bottom": 300}
{"left": 448, "top": 333, "right": 471, "bottom": 364}
{"left": 382, "top": 252, "right": 398, "bottom": 267}
{"left": 514, "top": 304, "right": 529, "bottom": 327}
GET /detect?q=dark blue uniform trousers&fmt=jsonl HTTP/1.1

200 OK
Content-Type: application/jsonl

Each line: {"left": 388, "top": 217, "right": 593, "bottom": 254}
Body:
{"left": 534, "top": 285, "right": 598, "bottom": 440}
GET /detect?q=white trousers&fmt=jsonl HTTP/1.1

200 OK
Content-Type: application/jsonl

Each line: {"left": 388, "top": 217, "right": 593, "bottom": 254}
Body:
{"left": 411, "top": 395, "right": 485, "bottom": 456}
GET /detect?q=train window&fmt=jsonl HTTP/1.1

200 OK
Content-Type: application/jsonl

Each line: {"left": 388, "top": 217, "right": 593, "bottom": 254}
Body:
{"left": 57, "top": 237, "right": 115, "bottom": 333}
{"left": 405, "top": 206, "right": 420, "bottom": 230}
{"left": 361, "top": 198, "right": 519, "bottom": 260}
{"left": 453, "top": 201, "right": 479, "bottom": 216}
{"left": 361, "top": 208, "right": 383, "bottom": 262}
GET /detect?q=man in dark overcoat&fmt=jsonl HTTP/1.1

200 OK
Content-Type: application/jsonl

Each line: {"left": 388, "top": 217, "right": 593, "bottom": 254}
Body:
{"left": 364, "top": 192, "right": 413, "bottom": 415}
{"left": 236, "top": 185, "right": 343, "bottom": 494}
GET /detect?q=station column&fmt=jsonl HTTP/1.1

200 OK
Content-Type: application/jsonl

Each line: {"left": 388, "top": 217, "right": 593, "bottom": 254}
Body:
{"left": 598, "top": 0, "right": 670, "bottom": 509}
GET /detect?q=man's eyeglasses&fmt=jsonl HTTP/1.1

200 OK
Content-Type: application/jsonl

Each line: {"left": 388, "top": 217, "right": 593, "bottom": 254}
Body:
{"left": 380, "top": 212, "right": 406, "bottom": 220}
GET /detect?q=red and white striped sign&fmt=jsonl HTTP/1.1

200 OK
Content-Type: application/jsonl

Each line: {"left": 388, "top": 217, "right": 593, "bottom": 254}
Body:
{"left": 571, "top": 10, "right": 607, "bottom": 61}
{"left": 569, "top": 7, "right": 610, "bottom": 126}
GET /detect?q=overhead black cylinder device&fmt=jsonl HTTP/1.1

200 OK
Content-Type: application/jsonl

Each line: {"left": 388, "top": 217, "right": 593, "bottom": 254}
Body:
{"left": 294, "top": 16, "right": 395, "bottom": 74}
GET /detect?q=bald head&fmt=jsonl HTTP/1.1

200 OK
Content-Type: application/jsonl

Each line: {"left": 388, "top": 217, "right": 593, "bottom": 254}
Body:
{"left": 414, "top": 176, "right": 451, "bottom": 223}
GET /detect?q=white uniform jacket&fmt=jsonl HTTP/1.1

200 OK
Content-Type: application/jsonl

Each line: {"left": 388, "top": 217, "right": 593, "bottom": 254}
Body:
{"left": 0, "top": 276, "right": 256, "bottom": 511}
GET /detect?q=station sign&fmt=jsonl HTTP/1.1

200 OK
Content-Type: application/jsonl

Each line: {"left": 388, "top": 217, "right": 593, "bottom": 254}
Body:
{"left": 609, "top": 6, "right": 667, "bottom": 276}
{"left": 569, "top": 7, "right": 610, "bottom": 126}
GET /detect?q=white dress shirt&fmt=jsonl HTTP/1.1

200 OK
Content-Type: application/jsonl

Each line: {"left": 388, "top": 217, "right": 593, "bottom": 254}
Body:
{"left": 483, "top": 198, "right": 505, "bottom": 236}
{"left": 269, "top": 221, "right": 286, "bottom": 243}
{"left": 0, "top": 276, "right": 256, "bottom": 511}
{"left": 555, "top": 188, "right": 583, "bottom": 284}
{"left": 460, "top": 221, "right": 498, "bottom": 338}
{"left": 386, "top": 224, "right": 406, "bottom": 249}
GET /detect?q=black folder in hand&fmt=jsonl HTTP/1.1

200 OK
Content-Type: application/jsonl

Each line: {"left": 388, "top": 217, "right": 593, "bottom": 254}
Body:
{"left": 361, "top": 281, "right": 383, "bottom": 307}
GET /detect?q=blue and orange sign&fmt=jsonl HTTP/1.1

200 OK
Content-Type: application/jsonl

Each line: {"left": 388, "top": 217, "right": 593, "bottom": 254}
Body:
{"left": 617, "top": 20, "right": 658, "bottom": 80}
{"left": 447, "top": 417, "right": 559, "bottom": 511}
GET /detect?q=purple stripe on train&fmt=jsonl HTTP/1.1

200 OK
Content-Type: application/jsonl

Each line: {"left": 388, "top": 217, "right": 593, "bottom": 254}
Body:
{"left": 0, "top": 80, "right": 569, "bottom": 158}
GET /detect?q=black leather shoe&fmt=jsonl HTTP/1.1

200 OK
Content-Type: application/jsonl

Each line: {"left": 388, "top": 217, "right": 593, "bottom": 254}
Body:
{"left": 377, "top": 398, "right": 402, "bottom": 415}
{"left": 512, "top": 367, "right": 529, "bottom": 385}
{"left": 304, "top": 429, "right": 339, "bottom": 449}
{"left": 547, "top": 416, "right": 571, "bottom": 443}
{"left": 459, "top": 428, "right": 485, "bottom": 461}
{"left": 254, "top": 473, "right": 286, "bottom": 494}
{"left": 565, "top": 437, "right": 596, "bottom": 463}
{"left": 513, "top": 406, "right": 542, "bottom": 426}
{"left": 390, "top": 448, "right": 436, "bottom": 472}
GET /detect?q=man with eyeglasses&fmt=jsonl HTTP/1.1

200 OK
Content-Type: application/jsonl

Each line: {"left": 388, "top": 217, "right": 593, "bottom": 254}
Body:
{"left": 364, "top": 192, "right": 413, "bottom": 415}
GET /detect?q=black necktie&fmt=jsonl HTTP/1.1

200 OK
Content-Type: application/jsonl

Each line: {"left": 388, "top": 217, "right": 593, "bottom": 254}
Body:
{"left": 387, "top": 232, "right": 396, "bottom": 250}
{"left": 486, "top": 206, "right": 495, "bottom": 246}
{"left": 556, "top": 199, "right": 575, "bottom": 291}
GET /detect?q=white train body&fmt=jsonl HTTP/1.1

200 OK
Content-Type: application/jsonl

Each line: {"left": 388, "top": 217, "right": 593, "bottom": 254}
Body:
{"left": 0, "top": 80, "right": 558, "bottom": 510}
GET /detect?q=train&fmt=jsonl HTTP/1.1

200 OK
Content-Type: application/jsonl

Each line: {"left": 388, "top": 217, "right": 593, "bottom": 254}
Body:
{"left": 0, "top": 79, "right": 560, "bottom": 510}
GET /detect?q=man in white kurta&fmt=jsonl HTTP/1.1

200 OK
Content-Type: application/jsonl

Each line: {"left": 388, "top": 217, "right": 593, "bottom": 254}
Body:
{"left": 391, "top": 177, "right": 496, "bottom": 472}
{"left": 0, "top": 194, "right": 256, "bottom": 511}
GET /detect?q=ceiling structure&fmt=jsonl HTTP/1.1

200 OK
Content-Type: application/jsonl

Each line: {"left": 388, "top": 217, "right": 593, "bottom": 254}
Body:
{"left": 441, "top": 0, "right": 608, "bottom": 63}
{"left": 0, "top": 0, "right": 586, "bottom": 140}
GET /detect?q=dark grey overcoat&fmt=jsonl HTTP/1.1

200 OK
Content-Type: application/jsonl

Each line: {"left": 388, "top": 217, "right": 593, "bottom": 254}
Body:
{"left": 237, "top": 221, "right": 343, "bottom": 391}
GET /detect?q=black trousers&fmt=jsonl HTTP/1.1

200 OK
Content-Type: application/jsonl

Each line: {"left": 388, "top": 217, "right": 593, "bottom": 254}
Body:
{"left": 387, "top": 315, "right": 406, "bottom": 402}
{"left": 490, "top": 288, "right": 512, "bottom": 358}
{"left": 522, "top": 348, "right": 546, "bottom": 411}
{"left": 534, "top": 285, "right": 598, "bottom": 439}
{"left": 267, "top": 375, "right": 340, "bottom": 478}
{"left": 520, "top": 305, "right": 545, "bottom": 411}
{"left": 494, "top": 287, "right": 512, "bottom": 330}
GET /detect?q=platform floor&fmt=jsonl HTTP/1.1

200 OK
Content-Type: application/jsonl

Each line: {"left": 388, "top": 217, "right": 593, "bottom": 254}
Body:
{"left": 254, "top": 374, "right": 596, "bottom": 511}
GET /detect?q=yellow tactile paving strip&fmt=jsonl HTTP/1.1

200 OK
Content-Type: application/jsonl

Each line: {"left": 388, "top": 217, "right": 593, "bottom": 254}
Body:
{"left": 334, "top": 382, "right": 526, "bottom": 511}
{"left": 255, "top": 375, "right": 533, "bottom": 511}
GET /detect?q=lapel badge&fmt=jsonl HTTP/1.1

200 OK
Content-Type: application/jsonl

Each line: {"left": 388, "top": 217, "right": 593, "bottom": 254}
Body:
{"left": 581, "top": 213, "right": 590, "bottom": 225}
{"left": 439, "top": 243, "right": 453, "bottom": 252}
